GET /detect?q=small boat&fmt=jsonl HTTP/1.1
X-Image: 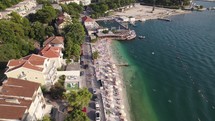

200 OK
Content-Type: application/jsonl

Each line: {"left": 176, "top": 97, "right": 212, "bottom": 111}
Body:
{"left": 138, "top": 36, "right": 145, "bottom": 39}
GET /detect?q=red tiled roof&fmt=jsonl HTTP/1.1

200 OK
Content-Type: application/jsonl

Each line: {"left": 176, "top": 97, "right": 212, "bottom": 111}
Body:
{"left": 7, "top": 59, "right": 26, "bottom": 67}
{"left": 0, "top": 78, "right": 40, "bottom": 98}
{"left": 22, "top": 54, "right": 47, "bottom": 65}
{"left": 82, "top": 16, "right": 94, "bottom": 22}
{"left": 6, "top": 54, "right": 46, "bottom": 72}
{"left": 39, "top": 45, "right": 61, "bottom": 58}
{"left": 0, "top": 78, "right": 40, "bottom": 120}
{"left": 43, "top": 36, "right": 64, "bottom": 46}
{"left": 22, "top": 61, "right": 43, "bottom": 71}
{"left": 0, "top": 105, "right": 26, "bottom": 120}
{"left": 0, "top": 96, "right": 32, "bottom": 108}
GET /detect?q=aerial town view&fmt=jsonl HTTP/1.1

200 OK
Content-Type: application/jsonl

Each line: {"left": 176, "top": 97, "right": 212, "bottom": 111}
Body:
{"left": 0, "top": 0, "right": 215, "bottom": 121}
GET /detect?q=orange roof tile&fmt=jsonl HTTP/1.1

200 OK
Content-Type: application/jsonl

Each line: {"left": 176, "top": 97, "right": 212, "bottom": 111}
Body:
{"left": 39, "top": 45, "right": 61, "bottom": 58}
{"left": 43, "top": 36, "right": 64, "bottom": 46}
{"left": 22, "top": 54, "right": 47, "bottom": 65}
{"left": 82, "top": 16, "right": 94, "bottom": 22}
{"left": 7, "top": 59, "right": 26, "bottom": 67}
{"left": 0, "top": 78, "right": 40, "bottom": 98}
{"left": 0, "top": 105, "right": 26, "bottom": 120}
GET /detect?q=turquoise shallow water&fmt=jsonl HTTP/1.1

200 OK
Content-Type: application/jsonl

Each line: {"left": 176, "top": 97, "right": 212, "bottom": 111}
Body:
{"left": 98, "top": 2, "right": 215, "bottom": 121}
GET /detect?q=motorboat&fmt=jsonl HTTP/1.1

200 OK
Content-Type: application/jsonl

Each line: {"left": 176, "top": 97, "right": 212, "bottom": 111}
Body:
{"left": 138, "top": 36, "right": 145, "bottom": 39}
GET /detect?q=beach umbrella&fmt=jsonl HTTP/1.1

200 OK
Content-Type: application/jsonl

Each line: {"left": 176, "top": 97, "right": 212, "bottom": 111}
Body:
{"left": 121, "top": 110, "right": 126, "bottom": 116}
{"left": 121, "top": 105, "right": 125, "bottom": 109}
{"left": 112, "top": 64, "right": 116, "bottom": 69}
{"left": 115, "top": 81, "right": 119, "bottom": 85}
{"left": 111, "top": 103, "right": 114, "bottom": 108}
{"left": 118, "top": 87, "right": 123, "bottom": 91}
{"left": 108, "top": 78, "right": 113, "bottom": 82}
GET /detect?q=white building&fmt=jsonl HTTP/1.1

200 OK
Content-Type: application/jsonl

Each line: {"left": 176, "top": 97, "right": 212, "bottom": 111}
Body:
{"left": 43, "top": 36, "right": 65, "bottom": 49}
{"left": 5, "top": 54, "right": 58, "bottom": 87}
{"left": 0, "top": 78, "right": 50, "bottom": 121}
{"left": 59, "top": 0, "right": 80, "bottom": 4}
{"left": 58, "top": 0, "right": 91, "bottom": 6}
{"left": 39, "top": 45, "right": 64, "bottom": 68}
{"left": 80, "top": 0, "right": 91, "bottom": 6}
{"left": 0, "top": 0, "right": 37, "bottom": 19}
{"left": 57, "top": 13, "right": 72, "bottom": 30}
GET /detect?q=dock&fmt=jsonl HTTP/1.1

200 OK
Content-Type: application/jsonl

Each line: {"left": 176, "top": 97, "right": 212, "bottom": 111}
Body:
{"left": 115, "top": 63, "right": 129, "bottom": 66}
{"left": 157, "top": 18, "right": 171, "bottom": 22}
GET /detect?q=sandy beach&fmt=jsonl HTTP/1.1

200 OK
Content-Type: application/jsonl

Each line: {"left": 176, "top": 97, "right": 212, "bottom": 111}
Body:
{"left": 92, "top": 39, "right": 130, "bottom": 121}
{"left": 112, "top": 4, "right": 190, "bottom": 21}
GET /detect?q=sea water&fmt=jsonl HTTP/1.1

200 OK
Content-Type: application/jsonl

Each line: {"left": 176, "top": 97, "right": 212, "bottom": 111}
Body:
{"left": 98, "top": 2, "right": 215, "bottom": 120}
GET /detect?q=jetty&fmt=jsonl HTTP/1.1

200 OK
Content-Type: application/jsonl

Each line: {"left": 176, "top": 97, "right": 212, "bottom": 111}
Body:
{"left": 97, "top": 29, "right": 136, "bottom": 40}
{"left": 115, "top": 63, "right": 129, "bottom": 66}
{"left": 157, "top": 18, "right": 171, "bottom": 22}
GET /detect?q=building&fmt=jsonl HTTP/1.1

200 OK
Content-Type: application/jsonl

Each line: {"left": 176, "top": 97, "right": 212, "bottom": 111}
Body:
{"left": 80, "top": 0, "right": 91, "bottom": 6}
{"left": 119, "top": 16, "right": 129, "bottom": 22}
{"left": 59, "top": 0, "right": 80, "bottom": 4}
{"left": 5, "top": 54, "right": 58, "bottom": 87}
{"left": 43, "top": 36, "right": 65, "bottom": 49}
{"left": 39, "top": 45, "right": 64, "bottom": 68}
{"left": 57, "top": 13, "right": 72, "bottom": 30}
{"left": 58, "top": 0, "right": 91, "bottom": 6}
{"left": 0, "top": 78, "right": 49, "bottom": 121}
{"left": 82, "top": 16, "right": 95, "bottom": 28}
{"left": 0, "top": 0, "right": 37, "bottom": 19}
{"left": 82, "top": 16, "right": 100, "bottom": 35}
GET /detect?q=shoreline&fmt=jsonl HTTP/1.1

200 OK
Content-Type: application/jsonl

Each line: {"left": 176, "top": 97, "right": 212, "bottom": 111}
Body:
{"left": 92, "top": 38, "right": 131, "bottom": 121}
{"left": 108, "top": 40, "right": 131, "bottom": 121}
{"left": 111, "top": 4, "right": 191, "bottom": 21}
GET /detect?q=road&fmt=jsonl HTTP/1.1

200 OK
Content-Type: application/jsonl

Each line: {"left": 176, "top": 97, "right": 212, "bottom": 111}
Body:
{"left": 82, "top": 36, "right": 106, "bottom": 121}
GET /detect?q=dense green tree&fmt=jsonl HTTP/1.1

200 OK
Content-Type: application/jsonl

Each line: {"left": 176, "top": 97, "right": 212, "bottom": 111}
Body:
{"left": 64, "top": 88, "right": 92, "bottom": 109}
{"left": 34, "top": 5, "right": 57, "bottom": 23}
{"left": 60, "top": 3, "right": 83, "bottom": 19}
{"left": 45, "top": 26, "right": 55, "bottom": 36}
{"left": 0, "top": 20, "right": 34, "bottom": 61}
{"left": 50, "top": 82, "right": 66, "bottom": 99}
{"left": 65, "top": 109, "right": 89, "bottom": 121}
{"left": 42, "top": 115, "right": 51, "bottom": 121}
{"left": 0, "top": 0, "right": 23, "bottom": 11}
{"left": 30, "top": 21, "right": 45, "bottom": 42}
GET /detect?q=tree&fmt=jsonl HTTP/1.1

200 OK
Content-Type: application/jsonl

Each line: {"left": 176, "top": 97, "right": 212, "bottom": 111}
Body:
{"left": 35, "top": 5, "right": 57, "bottom": 23}
{"left": 50, "top": 82, "right": 66, "bottom": 99}
{"left": 58, "top": 75, "right": 66, "bottom": 86}
{"left": 45, "top": 26, "right": 55, "bottom": 36}
{"left": 65, "top": 109, "right": 89, "bottom": 121}
{"left": 64, "top": 88, "right": 92, "bottom": 109}
{"left": 30, "top": 21, "right": 45, "bottom": 42}
{"left": 92, "top": 51, "right": 99, "bottom": 59}
{"left": 42, "top": 115, "right": 51, "bottom": 121}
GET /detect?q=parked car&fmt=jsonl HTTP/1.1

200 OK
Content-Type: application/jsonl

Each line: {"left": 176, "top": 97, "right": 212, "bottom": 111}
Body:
{"left": 93, "top": 89, "right": 97, "bottom": 94}
{"left": 95, "top": 101, "right": 99, "bottom": 110}
{"left": 80, "top": 71, "right": 84, "bottom": 76}
{"left": 95, "top": 111, "right": 100, "bottom": 121}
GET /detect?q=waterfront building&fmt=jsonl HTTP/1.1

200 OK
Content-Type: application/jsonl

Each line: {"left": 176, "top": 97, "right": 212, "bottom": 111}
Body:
{"left": 82, "top": 16, "right": 101, "bottom": 35}
{"left": 0, "top": 78, "right": 50, "bottom": 121}
{"left": 5, "top": 54, "right": 58, "bottom": 87}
